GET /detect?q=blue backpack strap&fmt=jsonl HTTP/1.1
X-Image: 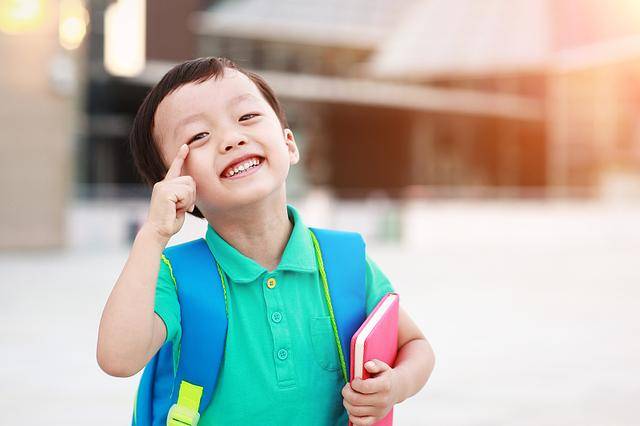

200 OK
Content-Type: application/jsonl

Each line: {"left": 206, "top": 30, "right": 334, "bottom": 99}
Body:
{"left": 309, "top": 227, "right": 367, "bottom": 382}
{"left": 162, "top": 238, "right": 228, "bottom": 424}
{"left": 132, "top": 340, "right": 176, "bottom": 426}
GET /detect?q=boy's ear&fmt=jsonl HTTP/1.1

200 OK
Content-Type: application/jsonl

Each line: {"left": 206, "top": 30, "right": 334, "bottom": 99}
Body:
{"left": 284, "top": 128, "right": 299, "bottom": 165}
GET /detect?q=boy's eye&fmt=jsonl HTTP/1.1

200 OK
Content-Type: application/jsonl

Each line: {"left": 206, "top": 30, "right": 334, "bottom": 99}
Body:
{"left": 189, "top": 132, "right": 208, "bottom": 144}
{"left": 240, "top": 113, "right": 259, "bottom": 121}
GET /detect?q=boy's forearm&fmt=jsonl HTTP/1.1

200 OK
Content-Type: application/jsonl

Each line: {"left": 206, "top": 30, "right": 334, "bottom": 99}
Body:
{"left": 97, "top": 224, "right": 168, "bottom": 376}
{"left": 392, "top": 338, "right": 435, "bottom": 404}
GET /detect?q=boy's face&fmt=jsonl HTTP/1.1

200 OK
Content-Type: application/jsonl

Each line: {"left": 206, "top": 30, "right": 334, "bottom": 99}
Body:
{"left": 153, "top": 69, "right": 299, "bottom": 213}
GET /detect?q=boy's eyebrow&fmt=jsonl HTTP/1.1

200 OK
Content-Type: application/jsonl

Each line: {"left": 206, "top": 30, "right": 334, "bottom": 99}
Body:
{"left": 228, "top": 93, "right": 259, "bottom": 107}
{"left": 173, "top": 93, "right": 260, "bottom": 139}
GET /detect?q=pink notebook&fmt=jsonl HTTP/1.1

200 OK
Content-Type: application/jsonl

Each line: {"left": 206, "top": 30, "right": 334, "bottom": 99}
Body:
{"left": 348, "top": 292, "right": 399, "bottom": 426}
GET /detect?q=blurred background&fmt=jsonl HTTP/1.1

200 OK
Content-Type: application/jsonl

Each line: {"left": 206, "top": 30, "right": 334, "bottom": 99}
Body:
{"left": 1, "top": 0, "right": 639, "bottom": 424}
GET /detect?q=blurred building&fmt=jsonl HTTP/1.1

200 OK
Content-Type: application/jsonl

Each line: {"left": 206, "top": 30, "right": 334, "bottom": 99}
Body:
{"left": 4, "top": 0, "right": 640, "bottom": 249}
{"left": 77, "top": 0, "right": 640, "bottom": 210}
{"left": 189, "top": 0, "right": 549, "bottom": 197}
{"left": 0, "top": 0, "right": 87, "bottom": 249}
{"left": 83, "top": 0, "right": 546, "bottom": 200}
{"left": 367, "top": 0, "right": 640, "bottom": 197}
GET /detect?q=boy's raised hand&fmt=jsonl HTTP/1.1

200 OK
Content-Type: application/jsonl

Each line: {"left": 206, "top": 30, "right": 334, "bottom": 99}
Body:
{"left": 145, "top": 144, "right": 197, "bottom": 245}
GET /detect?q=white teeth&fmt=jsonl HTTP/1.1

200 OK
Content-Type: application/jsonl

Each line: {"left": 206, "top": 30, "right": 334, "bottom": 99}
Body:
{"left": 224, "top": 156, "right": 262, "bottom": 178}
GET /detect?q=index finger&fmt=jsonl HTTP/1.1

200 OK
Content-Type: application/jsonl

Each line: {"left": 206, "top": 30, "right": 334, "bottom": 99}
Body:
{"left": 351, "top": 376, "right": 387, "bottom": 395}
{"left": 165, "top": 144, "right": 189, "bottom": 179}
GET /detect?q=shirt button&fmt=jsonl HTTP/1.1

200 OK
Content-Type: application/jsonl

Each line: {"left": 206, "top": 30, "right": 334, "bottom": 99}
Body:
{"left": 271, "top": 312, "right": 282, "bottom": 323}
{"left": 266, "top": 277, "right": 277, "bottom": 289}
{"left": 277, "top": 349, "right": 288, "bottom": 360}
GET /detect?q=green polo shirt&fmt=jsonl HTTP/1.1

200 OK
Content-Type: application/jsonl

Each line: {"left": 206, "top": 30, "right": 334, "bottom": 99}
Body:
{"left": 154, "top": 204, "right": 394, "bottom": 425}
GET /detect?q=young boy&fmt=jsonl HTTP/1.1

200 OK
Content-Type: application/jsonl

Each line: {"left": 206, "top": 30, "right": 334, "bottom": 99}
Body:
{"left": 97, "top": 57, "right": 435, "bottom": 425}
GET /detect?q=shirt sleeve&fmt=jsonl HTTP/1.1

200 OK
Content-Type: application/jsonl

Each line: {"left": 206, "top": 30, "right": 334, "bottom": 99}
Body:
{"left": 154, "top": 255, "right": 182, "bottom": 350}
{"left": 365, "top": 253, "right": 395, "bottom": 315}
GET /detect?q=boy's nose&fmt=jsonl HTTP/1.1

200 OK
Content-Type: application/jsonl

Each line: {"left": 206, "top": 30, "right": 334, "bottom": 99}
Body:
{"left": 222, "top": 139, "right": 246, "bottom": 152}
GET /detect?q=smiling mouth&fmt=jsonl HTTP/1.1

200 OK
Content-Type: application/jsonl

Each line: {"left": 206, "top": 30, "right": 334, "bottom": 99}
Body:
{"left": 221, "top": 156, "right": 265, "bottom": 179}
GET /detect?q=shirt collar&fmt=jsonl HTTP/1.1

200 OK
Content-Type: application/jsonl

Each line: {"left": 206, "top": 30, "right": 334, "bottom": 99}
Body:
{"left": 204, "top": 204, "right": 318, "bottom": 284}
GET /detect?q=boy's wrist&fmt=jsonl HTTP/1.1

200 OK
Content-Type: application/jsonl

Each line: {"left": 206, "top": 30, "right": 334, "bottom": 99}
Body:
{"left": 390, "top": 365, "right": 408, "bottom": 405}
{"left": 138, "top": 222, "right": 170, "bottom": 249}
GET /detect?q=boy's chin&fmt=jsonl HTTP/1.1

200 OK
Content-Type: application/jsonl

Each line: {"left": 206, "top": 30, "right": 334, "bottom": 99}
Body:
{"left": 212, "top": 184, "right": 285, "bottom": 210}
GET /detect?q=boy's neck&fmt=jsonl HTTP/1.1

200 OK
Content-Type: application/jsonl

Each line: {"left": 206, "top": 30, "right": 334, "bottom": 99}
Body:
{"left": 203, "top": 194, "right": 293, "bottom": 273}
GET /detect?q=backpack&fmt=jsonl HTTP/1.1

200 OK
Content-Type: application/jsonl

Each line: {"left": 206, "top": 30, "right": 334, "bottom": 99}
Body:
{"left": 131, "top": 227, "right": 367, "bottom": 426}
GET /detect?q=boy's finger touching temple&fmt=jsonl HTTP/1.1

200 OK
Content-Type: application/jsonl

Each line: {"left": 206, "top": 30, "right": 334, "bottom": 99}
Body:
{"left": 165, "top": 144, "right": 189, "bottom": 179}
